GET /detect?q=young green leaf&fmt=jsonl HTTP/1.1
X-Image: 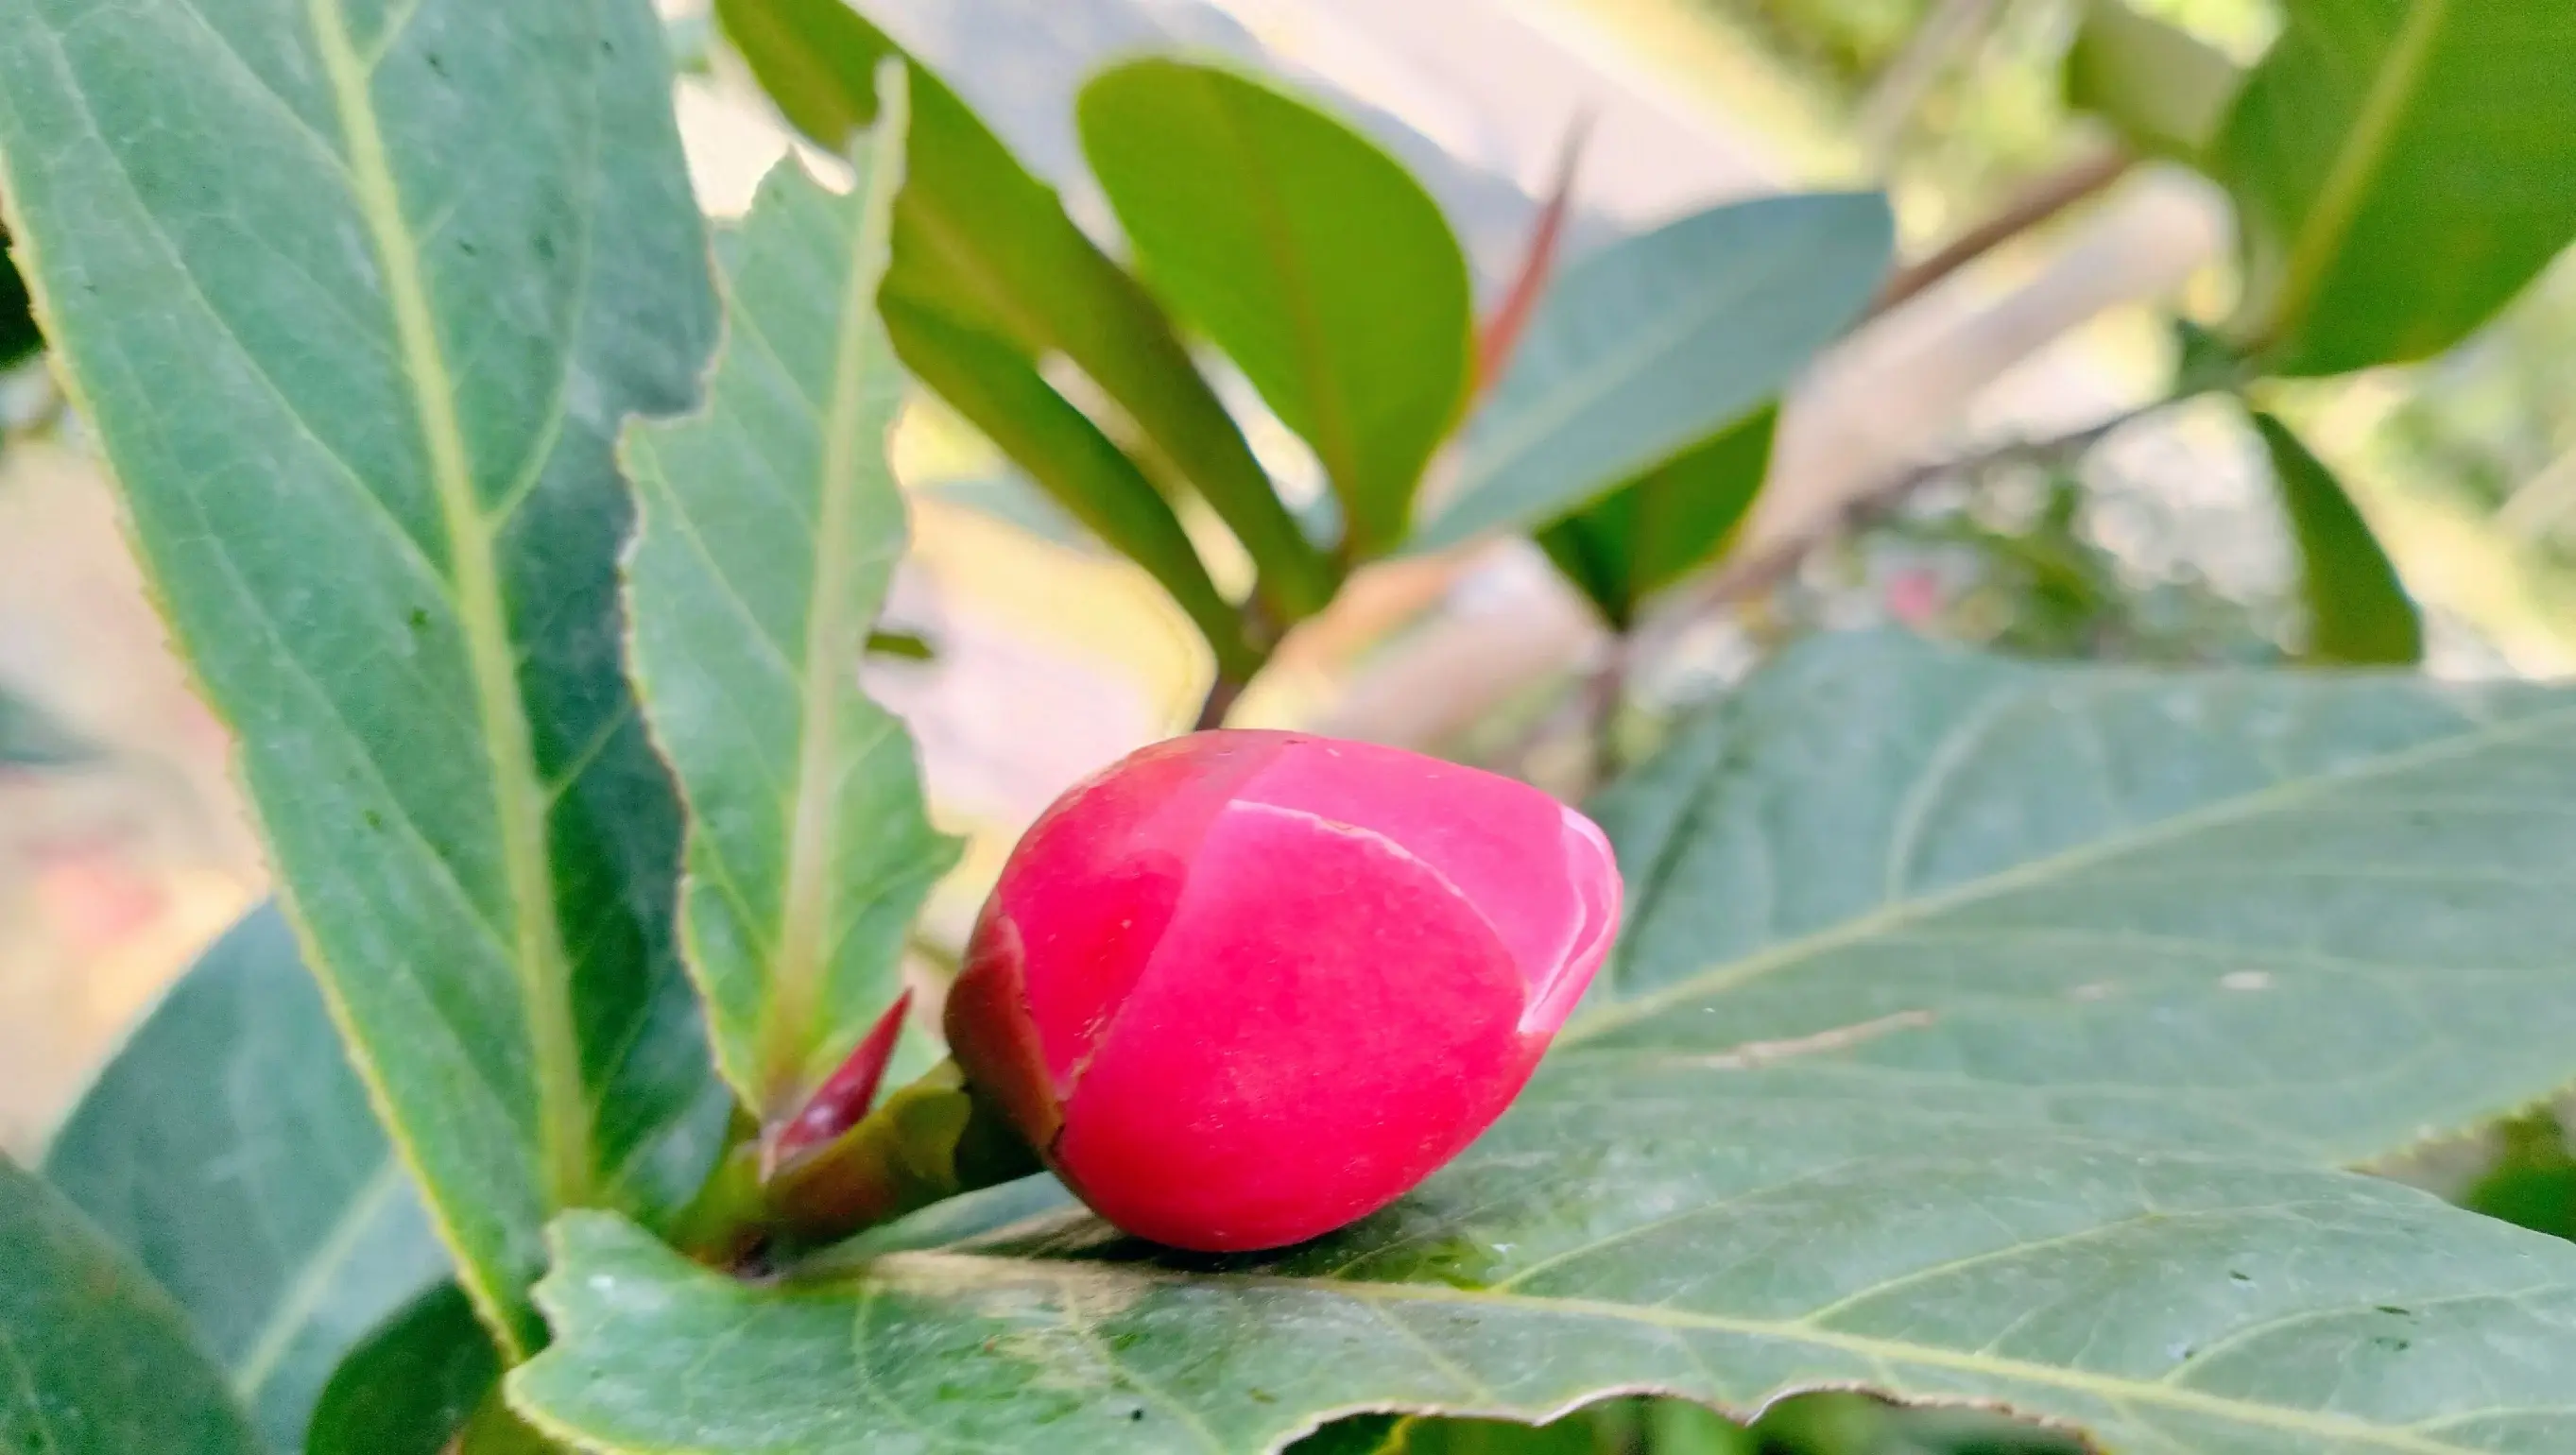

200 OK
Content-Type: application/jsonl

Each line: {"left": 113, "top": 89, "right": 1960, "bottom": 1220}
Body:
{"left": 0, "top": 1156, "right": 264, "bottom": 1455}
{"left": 2252, "top": 410, "right": 2423, "bottom": 665}
{"left": 306, "top": 1283, "right": 501, "bottom": 1455}
{"left": 1537, "top": 403, "right": 1777, "bottom": 628}
{"left": 512, "top": 633, "right": 2576, "bottom": 1453}
{"left": 1079, "top": 60, "right": 1473, "bottom": 560}
{"left": 882, "top": 296, "right": 1258, "bottom": 674}
{"left": 624, "top": 85, "right": 957, "bottom": 1131}
{"left": 2063, "top": 0, "right": 2244, "bottom": 158}
{"left": 0, "top": 0, "right": 729, "bottom": 1354}
{"left": 715, "top": 0, "right": 1336, "bottom": 623}
{"left": 1414, "top": 194, "right": 1891, "bottom": 552}
{"left": 43, "top": 906, "right": 451, "bottom": 1451}
{"left": 2212, "top": 0, "right": 2576, "bottom": 375}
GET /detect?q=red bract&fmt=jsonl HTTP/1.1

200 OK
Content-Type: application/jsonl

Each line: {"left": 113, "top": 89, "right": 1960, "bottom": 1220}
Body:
{"left": 945, "top": 729, "right": 1622, "bottom": 1252}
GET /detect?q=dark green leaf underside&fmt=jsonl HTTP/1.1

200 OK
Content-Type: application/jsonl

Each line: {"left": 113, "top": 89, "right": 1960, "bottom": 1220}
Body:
{"left": 2252, "top": 410, "right": 2422, "bottom": 666}
{"left": 305, "top": 1282, "right": 500, "bottom": 1455}
{"left": 1537, "top": 403, "right": 1777, "bottom": 626}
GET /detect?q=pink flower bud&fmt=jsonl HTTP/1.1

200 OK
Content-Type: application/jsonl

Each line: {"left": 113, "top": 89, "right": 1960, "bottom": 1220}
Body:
{"left": 945, "top": 729, "right": 1622, "bottom": 1251}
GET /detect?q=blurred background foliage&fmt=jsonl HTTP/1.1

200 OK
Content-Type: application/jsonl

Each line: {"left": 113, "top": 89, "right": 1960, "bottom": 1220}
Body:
{"left": 6, "top": 0, "right": 2575, "bottom": 1449}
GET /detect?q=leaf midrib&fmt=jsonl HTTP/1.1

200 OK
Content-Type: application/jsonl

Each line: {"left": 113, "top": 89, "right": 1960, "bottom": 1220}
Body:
{"left": 862, "top": 1251, "right": 2486, "bottom": 1453}
{"left": 307, "top": 0, "right": 586, "bottom": 1344}
{"left": 1564, "top": 693, "right": 2576, "bottom": 1047}
{"left": 2255, "top": 0, "right": 2453, "bottom": 349}
{"left": 1186, "top": 69, "right": 1366, "bottom": 531}
{"left": 756, "top": 117, "right": 909, "bottom": 1119}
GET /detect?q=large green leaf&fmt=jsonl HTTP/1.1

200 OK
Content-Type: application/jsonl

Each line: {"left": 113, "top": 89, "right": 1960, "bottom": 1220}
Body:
{"left": 1537, "top": 403, "right": 1777, "bottom": 629}
{"left": 2252, "top": 410, "right": 2423, "bottom": 666}
{"left": 0, "top": 1156, "right": 264, "bottom": 1455}
{"left": 43, "top": 905, "right": 450, "bottom": 1451}
{"left": 511, "top": 633, "right": 2576, "bottom": 1452}
{"left": 1079, "top": 60, "right": 1472, "bottom": 559}
{"left": 2063, "top": 0, "right": 2243, "bottom": 159}
{"left": 715, "top": 0, "right": 1334, "bottom": 623}
{"left": 624, "top": 93, "right": 955, "bottom": 1123}
{"left": 0, "top": 0, "right": 728, "bottom": 1354}
{"left": 2211, "top": 0, "right": 2576, "bottom": 375}
{"left": 1413, "top": 195, "right": 1890, "bottom": 552}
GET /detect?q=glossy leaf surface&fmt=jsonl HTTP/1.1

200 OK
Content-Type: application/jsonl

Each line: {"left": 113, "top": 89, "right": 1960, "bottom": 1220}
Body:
{"left": 1081, "top": 60, "right": 1473, "bottom": 558}
{"left": 2212, "top": 0, "right": 2576, "bottom": 374}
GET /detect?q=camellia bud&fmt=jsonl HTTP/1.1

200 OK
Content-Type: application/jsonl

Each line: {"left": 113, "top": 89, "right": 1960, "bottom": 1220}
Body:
{"left": 945, "top": 729, "right": 1622, "bottom": 1252}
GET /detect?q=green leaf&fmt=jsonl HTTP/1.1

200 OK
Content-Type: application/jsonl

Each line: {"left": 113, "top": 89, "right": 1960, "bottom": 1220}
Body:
{"left": 1537, "top": 403, "right": 1777, "bottom": 628}
{"left": 2210, "top": 0, "right": 2576, "bottom": 375}
{"left": 0, "top": 0, "right": 729, "bottom": 1354}
{"left": 2251, "top": 410, "right": 2423, "bottom": 665}
{"left": 512, "top": 634, "right": 2576, "bottom": 1452}
{"left": 0, "top": 1155, "right": 264, "bottom": 1455}
{"left": 883, "top": 297, "right": 1255, "bottom": 673}
{"left": 624, "top": 91, "right": 956, "bottom": 1124}
{"left": 306, "top": 1283, "right": 501, "bottom": 1455}
{"left": 43, "top": 906, "right": 451, "bottom": 1450}
{"left": 1414, "top": 195, "right": 1890, "bottom": 552}
{"left": 1079, "top": 60, "right": 1472, "bottom": 559}
{"left": 2459, "top": 1111, "right": 2576, "bottom": 1243}
{"left": 715, "top": 0, "right": 1336, "bottom": 623}
{"left": 2063, "top": 0, "right": 2243, "bottom": 158}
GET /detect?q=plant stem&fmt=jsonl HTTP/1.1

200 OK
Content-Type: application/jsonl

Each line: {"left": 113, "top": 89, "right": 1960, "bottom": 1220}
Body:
{"left": 1642, "top": 397, "right": 2180, "bottom": 655}
{"left": 1870, "top": 146, "right": 2136, "bottom": 318}
{"left": 1581, "top": 643, "right": 1629, "bottom": 787}
{"left": 1194, "top": 670, "right": 1247, "bottom": 731}
{"left": 763, "top": 1060, "right": 1041, "bottom": 1245}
